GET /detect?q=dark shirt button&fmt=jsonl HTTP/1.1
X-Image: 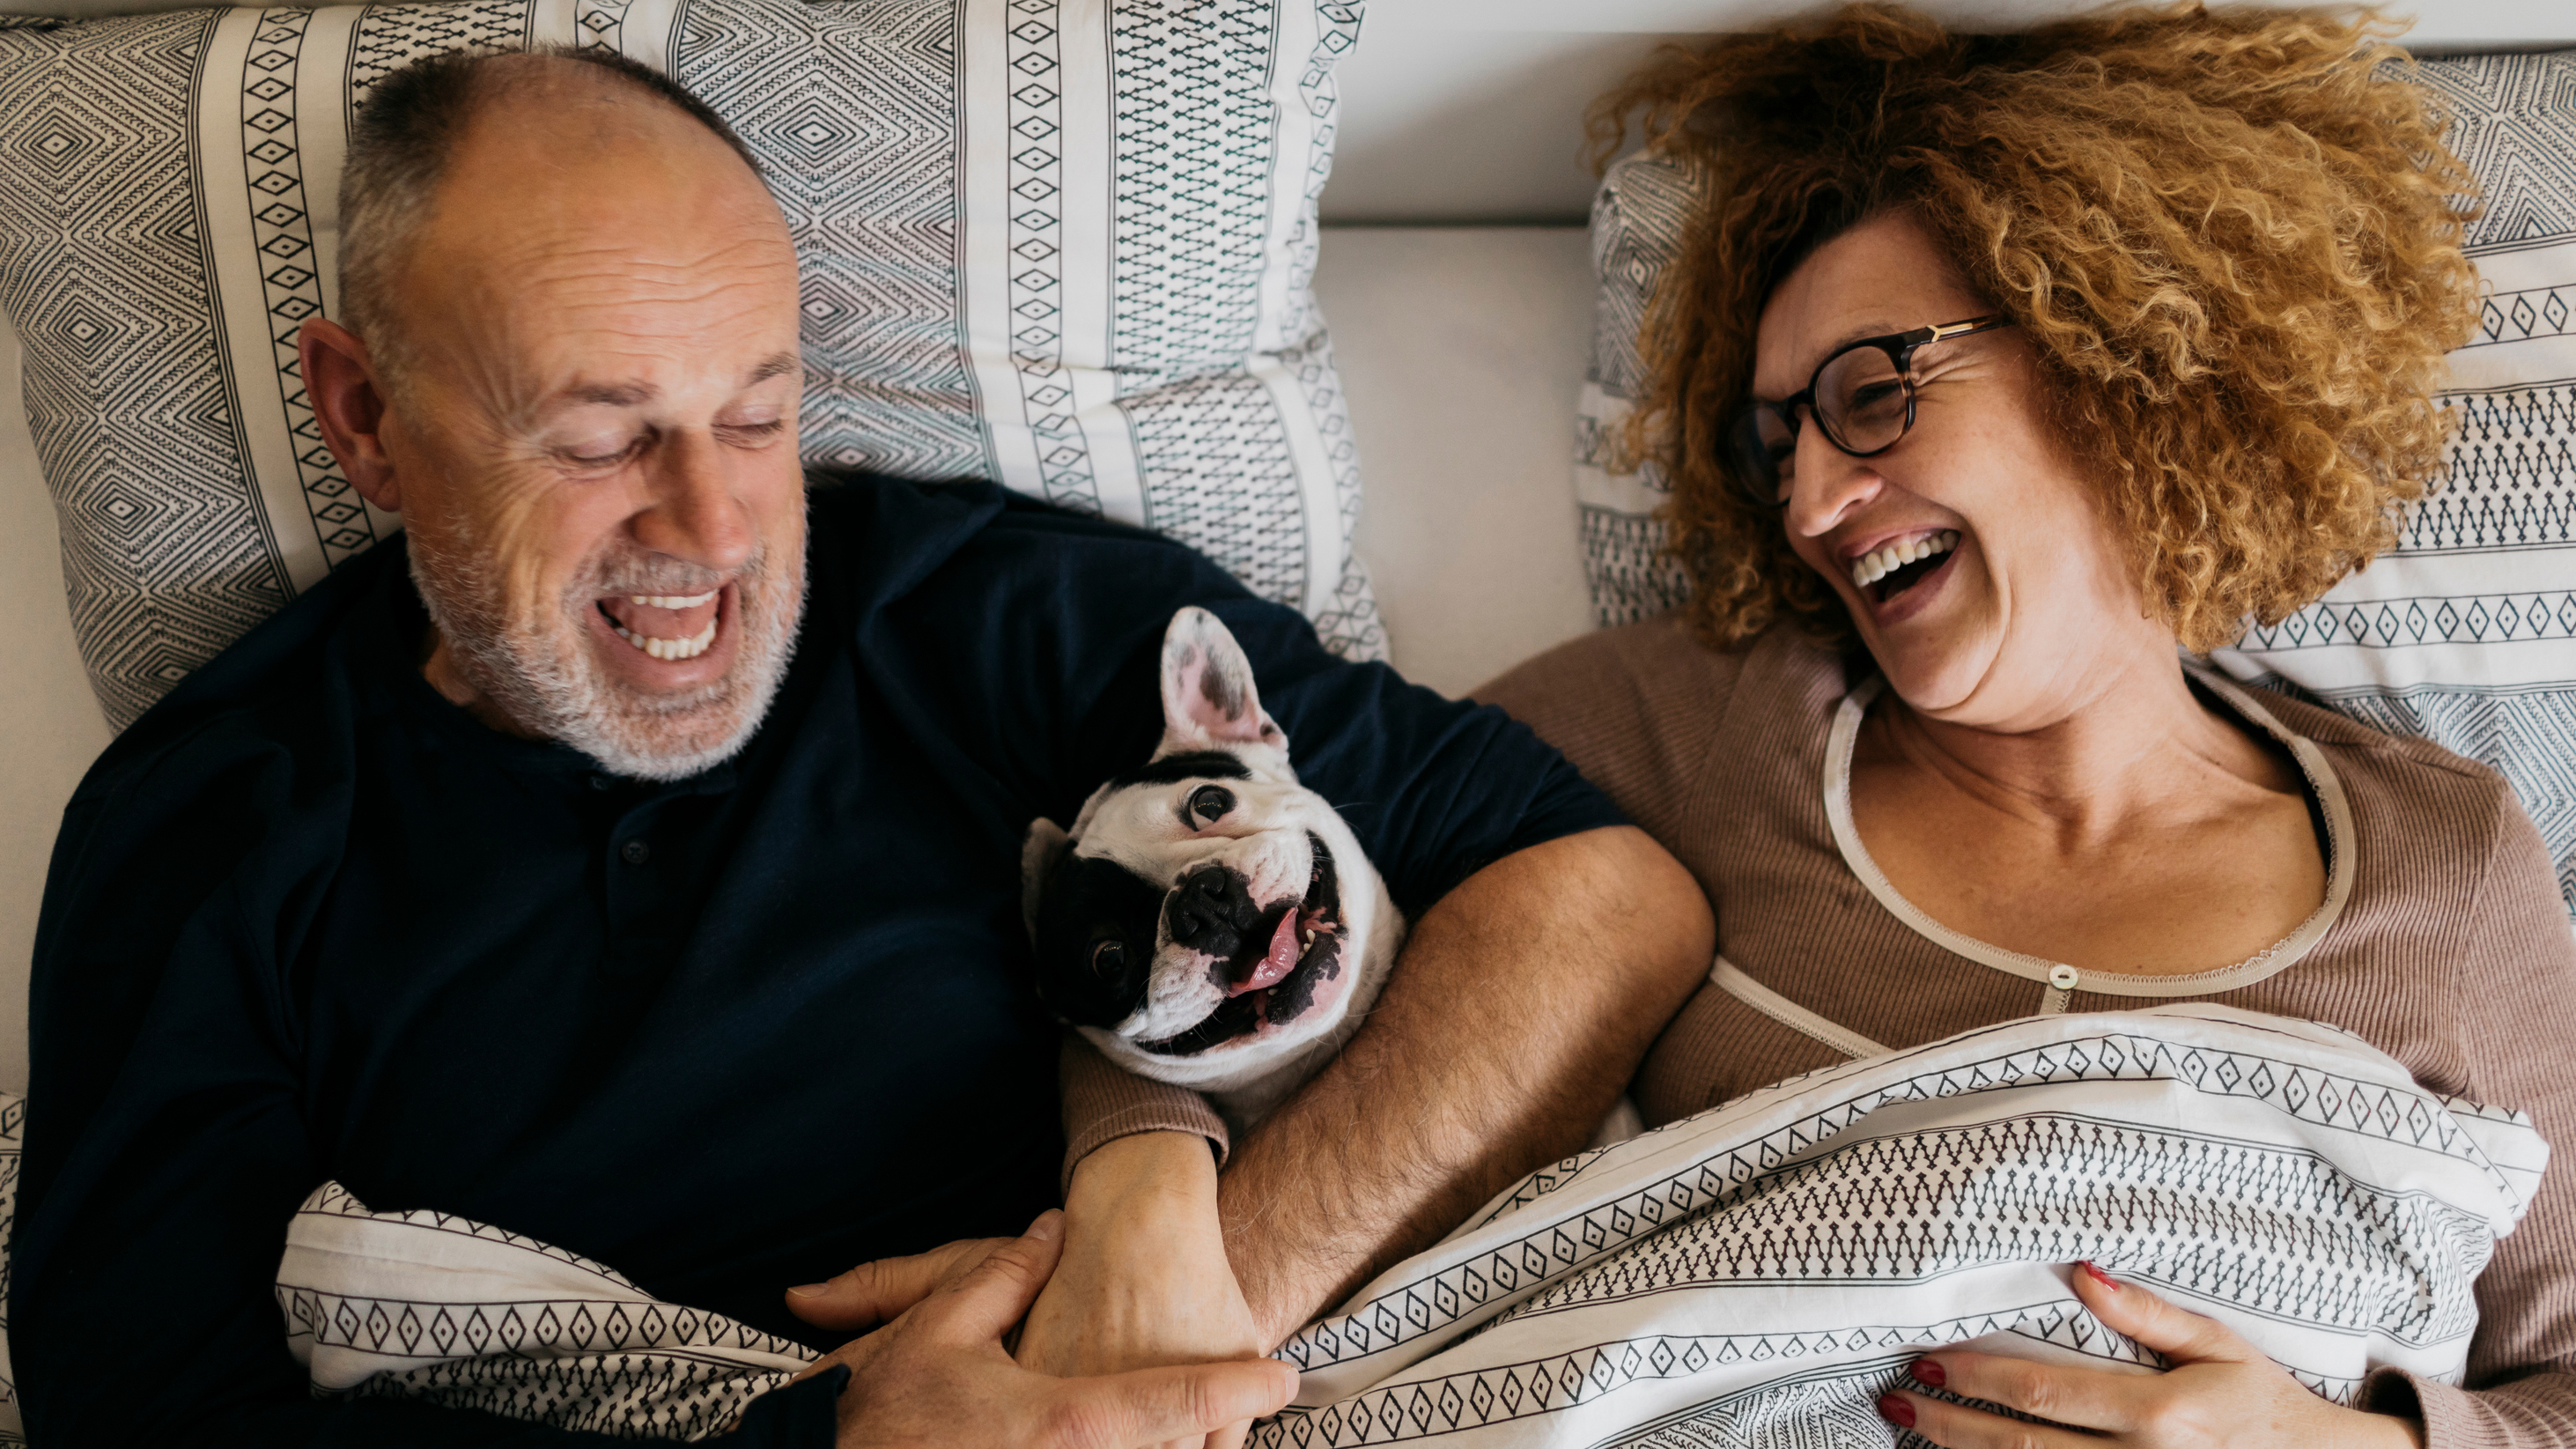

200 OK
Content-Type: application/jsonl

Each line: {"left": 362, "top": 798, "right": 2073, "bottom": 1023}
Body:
{"left": 589, "top": 773, "right": 615, "bottom": 792}
{"left": 620, "top": 839, "right": 651, "bottom": 866}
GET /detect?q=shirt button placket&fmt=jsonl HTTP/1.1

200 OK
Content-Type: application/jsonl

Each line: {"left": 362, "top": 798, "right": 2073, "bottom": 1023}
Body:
{"left": 603, "top": 807, "right": 661, "bottom": 975}
{"left": 2042, "top": 963, "right": 2078, "bottom": 1014}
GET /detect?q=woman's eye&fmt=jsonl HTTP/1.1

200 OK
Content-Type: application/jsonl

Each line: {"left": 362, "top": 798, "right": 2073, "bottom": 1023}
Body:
{"left": 1187, "top": 785, "right": 1235, "bottom": 827}
{"left": 1089, "top": 939, "right": 1126, "bottom": 980}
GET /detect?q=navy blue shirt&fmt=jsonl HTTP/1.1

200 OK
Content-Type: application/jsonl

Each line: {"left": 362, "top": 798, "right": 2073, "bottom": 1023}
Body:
{"left": 12, "top": 475, "right": 1622, "bottom": 1445}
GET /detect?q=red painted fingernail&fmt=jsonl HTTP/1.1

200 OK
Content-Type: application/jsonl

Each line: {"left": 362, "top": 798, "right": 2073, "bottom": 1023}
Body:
{"left": 2081, "top": 1260, "right": 2121, "bottom": 1290}
{"left": 1909, "top": 1357, "right": 1945, "bottom": 1387}
{"left": 1877, "top": 1394, "right": 1916, "bottom": 1429}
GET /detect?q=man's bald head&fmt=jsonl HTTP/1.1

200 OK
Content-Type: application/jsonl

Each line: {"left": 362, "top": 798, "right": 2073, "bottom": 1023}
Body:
{"left": 336, "top": 47, "right": 771, "bottom": 388}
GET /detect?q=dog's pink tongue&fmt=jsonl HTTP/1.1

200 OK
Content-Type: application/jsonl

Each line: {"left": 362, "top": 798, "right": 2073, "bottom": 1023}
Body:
{"left": 1230, "top": 912, "right": 1303, "bottom": 997}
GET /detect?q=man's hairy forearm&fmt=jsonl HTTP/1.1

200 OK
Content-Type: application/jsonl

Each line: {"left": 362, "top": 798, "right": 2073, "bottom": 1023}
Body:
{"left": 1218, "top": 824, "right": 1714, "bottom": 1344}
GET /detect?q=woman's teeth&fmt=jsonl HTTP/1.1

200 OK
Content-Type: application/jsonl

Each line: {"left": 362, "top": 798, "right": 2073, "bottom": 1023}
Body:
{"left": 629, "top": 591, "right": 717, "bottom": 610}
{"left": 612, "top": 617, "right": 720, "bottom": 661}
{"left": 1849, "top": 529, "right": 1960, "bottom": 591}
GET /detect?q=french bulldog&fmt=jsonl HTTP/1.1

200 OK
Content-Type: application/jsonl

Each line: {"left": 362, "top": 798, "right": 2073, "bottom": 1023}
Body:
{"left": 1021, "top": 607, "right": 1404, "bottom": 1128}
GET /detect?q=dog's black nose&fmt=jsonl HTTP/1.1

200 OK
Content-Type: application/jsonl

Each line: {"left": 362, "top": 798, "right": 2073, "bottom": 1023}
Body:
{"left": 1166, "top": 866, "right": 1249, "bottom": 953}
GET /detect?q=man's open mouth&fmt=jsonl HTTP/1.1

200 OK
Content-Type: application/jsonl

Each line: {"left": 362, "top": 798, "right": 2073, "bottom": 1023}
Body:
{"left": 1142, "top": 833, "right": 1343, "bottom": 1056}
{"left": 595, "top": 588, "right": 724, "bottom": 662}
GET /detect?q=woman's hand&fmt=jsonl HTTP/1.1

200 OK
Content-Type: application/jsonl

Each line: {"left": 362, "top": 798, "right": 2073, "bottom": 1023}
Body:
{"left": 1017, "top": 1131, "right": 1270, "bottom": 1449}
{"left": 1878, "top": 1262, "right": 2423, "bottom": 1449}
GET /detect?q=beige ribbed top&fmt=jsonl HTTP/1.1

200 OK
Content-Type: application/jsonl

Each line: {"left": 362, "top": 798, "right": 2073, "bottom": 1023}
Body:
{"left": 1477, "top": 615, "right": 2576, "bottom": 1449}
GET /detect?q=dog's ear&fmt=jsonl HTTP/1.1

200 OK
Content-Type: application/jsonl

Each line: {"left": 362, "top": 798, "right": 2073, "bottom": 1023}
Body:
{"left": 1159, "top": 607, "right": 1288, "bottom": 756}
{"left": 1020, "top": 818, "right": 1073, "bottom": 943}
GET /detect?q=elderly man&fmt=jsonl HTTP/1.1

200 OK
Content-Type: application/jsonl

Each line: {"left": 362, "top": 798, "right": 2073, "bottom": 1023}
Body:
{"left": 11, "top": 47, "right": 1711, "bottom": 1447}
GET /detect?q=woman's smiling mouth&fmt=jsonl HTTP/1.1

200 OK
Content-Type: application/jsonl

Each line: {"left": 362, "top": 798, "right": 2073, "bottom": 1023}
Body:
{"left": 1849, "top": 529, "right": 1959, "bottom": 599}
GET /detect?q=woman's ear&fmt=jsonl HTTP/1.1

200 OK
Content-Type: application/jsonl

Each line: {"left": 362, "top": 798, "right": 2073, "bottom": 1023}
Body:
{"left": 299, "top": 316, "right": 402, "bottom": 514}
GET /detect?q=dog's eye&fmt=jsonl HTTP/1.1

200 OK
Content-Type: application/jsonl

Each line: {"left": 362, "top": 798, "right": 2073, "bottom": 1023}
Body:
{"left": 1089, "top": 940, "right": 1127, "bottom": 980}
{"left": 1186, "top": 784, "right": 1234, "bottom": 827}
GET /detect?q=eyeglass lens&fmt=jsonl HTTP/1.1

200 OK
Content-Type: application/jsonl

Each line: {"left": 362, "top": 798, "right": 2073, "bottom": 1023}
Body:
{"left": 1728, "top": 343, "right": 1915, "bottom": 506}
{"left": 1819, "top": 345, "right": 1908, "bottom": 452}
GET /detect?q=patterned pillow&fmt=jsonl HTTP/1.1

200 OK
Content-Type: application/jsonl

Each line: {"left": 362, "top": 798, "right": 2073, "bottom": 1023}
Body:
{"left": 0, "top": 1090, "right": 18, "bottom": 1446}
{"left": 0, "top": 0, "right": 1381, "bottom": 730}
{"left": 1570, "top": 49, "right": 2576, "bottom": 917}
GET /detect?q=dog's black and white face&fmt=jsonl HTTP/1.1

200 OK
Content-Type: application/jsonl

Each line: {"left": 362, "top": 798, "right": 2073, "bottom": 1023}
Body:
{"left": 1022, "top": 608, "right": 1397, "bottom": 1092}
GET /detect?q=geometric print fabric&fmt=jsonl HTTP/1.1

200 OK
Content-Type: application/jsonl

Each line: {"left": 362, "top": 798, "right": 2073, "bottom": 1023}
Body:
{"left": 1250, "top": 1006, "right": 2543, "bottom": 1447}
{"left": 225, "top": 1008, "right": 2543, "bottom": 1443}
{"left": 0, "top": 1092, "right": 18, "bottom": 1447}
{"left": 1569, "top": 48, "right": 2576, "bottom": 920}
{"left": 277, "top": 1179, "right": 816, "bottom": 1440}
{"left": 0, "top": 0, "right": 1382, "bottom": 731}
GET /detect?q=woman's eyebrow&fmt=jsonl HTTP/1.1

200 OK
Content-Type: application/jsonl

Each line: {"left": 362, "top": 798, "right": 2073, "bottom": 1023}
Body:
{"left": 1821, "top": 321, "right": 1898, "bottom": 353}
{"left": 1757, "top": 322, "right": 1897, "bottom": 398}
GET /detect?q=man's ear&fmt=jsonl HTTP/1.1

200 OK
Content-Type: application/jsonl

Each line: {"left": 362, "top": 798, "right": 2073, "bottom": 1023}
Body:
{"left": 1021, "top": 818, "right": 1072, "bottom": 944}
{"left": 1158, "top": 607, "right": 1287, "bottom": 756}
{"left": 299, "top": 316, "right": 402, "bottom": 513}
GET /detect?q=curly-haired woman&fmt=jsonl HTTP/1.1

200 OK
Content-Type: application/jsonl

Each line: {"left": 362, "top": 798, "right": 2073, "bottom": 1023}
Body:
{"left": 1478, "top": 5, "right": 2576, "bottom": 1446}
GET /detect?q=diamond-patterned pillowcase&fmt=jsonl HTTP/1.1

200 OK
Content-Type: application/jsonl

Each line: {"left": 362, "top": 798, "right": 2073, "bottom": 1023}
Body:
{"left": 0, "top": 0, "right": 1380, "bottom": 730}
{"left": 1572, "top": 49, "right": 2576, "bottom": 917}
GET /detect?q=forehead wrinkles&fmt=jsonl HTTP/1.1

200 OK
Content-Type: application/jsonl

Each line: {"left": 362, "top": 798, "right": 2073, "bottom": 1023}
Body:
{"left": 422, "top": 240, "right": 798, "bottom": 429}
{"left": 454, "top": 233, "right": 796, "bottom": 341}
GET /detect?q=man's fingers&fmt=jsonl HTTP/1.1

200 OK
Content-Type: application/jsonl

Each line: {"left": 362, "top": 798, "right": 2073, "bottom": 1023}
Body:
{"left": 2071, "top": 1260, "right": 2253, "bottom": 1364}
{"left": 1906, "top": 1351, "right": 2150, "bottom": 1434}
{"left": 914, "top": 1210, "right": 1069, "bottom": 1345}
{"left": 784, "top": 1236, "right": 1007, "bottom": 1330}
{"left": 1046, "top": 1359, "right": 1298, "bottom": 1448}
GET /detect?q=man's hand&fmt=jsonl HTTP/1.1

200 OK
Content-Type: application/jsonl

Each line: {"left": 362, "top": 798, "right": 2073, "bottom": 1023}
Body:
{"left": 1220, "top": 824, "right": 1712, "bottom": 1342}
{"left": 788, "top": 1210, "right": 1297, "bottom": 1448}
{"left": 1020, "top": 1132, "right": 1266, "bottom": 1449}
{"left": 786, "top": 1234, "right": 1016, "bottom": 1335}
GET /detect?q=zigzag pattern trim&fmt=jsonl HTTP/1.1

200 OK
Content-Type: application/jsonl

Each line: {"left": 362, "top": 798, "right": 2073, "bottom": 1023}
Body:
{"left": 0, "top": 1093, "right": 20, "bottom": 1445}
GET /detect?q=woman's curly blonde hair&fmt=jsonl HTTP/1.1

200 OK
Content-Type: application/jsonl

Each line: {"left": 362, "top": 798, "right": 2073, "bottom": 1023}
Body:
{"left": 1592, "top": 3, "right": 2482, "bottom": 653}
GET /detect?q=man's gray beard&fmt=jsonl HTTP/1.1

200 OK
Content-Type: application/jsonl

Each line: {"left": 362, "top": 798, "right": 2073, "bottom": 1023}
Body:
{"left": 408, "top": 512, "right": 806, "bottom": 782}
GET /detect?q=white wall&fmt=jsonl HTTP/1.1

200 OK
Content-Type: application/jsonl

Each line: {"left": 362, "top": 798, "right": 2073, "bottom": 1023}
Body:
{"left": 1323, "top": 227, "right": 1597, "bottom": 697}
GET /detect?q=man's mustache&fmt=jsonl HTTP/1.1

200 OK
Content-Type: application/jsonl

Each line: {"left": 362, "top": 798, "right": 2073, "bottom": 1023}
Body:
{"left": 570, "top": 547, "right": 760, "bottom": 602}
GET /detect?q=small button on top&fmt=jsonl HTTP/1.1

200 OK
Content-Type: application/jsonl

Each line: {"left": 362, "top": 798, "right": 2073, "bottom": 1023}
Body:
{"left": 588, "top": 773, "right": 615, "bottom": 792}
{"left": 2048, "top": 964, "right": 2080, "bottom": 991}
{"left": 620, "top": 839, "right": 651, "bottom": 866}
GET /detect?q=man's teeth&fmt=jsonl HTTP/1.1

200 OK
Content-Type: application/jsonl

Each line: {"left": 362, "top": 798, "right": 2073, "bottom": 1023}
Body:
{"left": 628, "top": 590, "right": 718, "bottom": 610}
{"left": 611, "top": 617, "right": 720, "bottom": 661}
{"left": 1849, "top": 529, "right": 1961, "bottom": 590}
